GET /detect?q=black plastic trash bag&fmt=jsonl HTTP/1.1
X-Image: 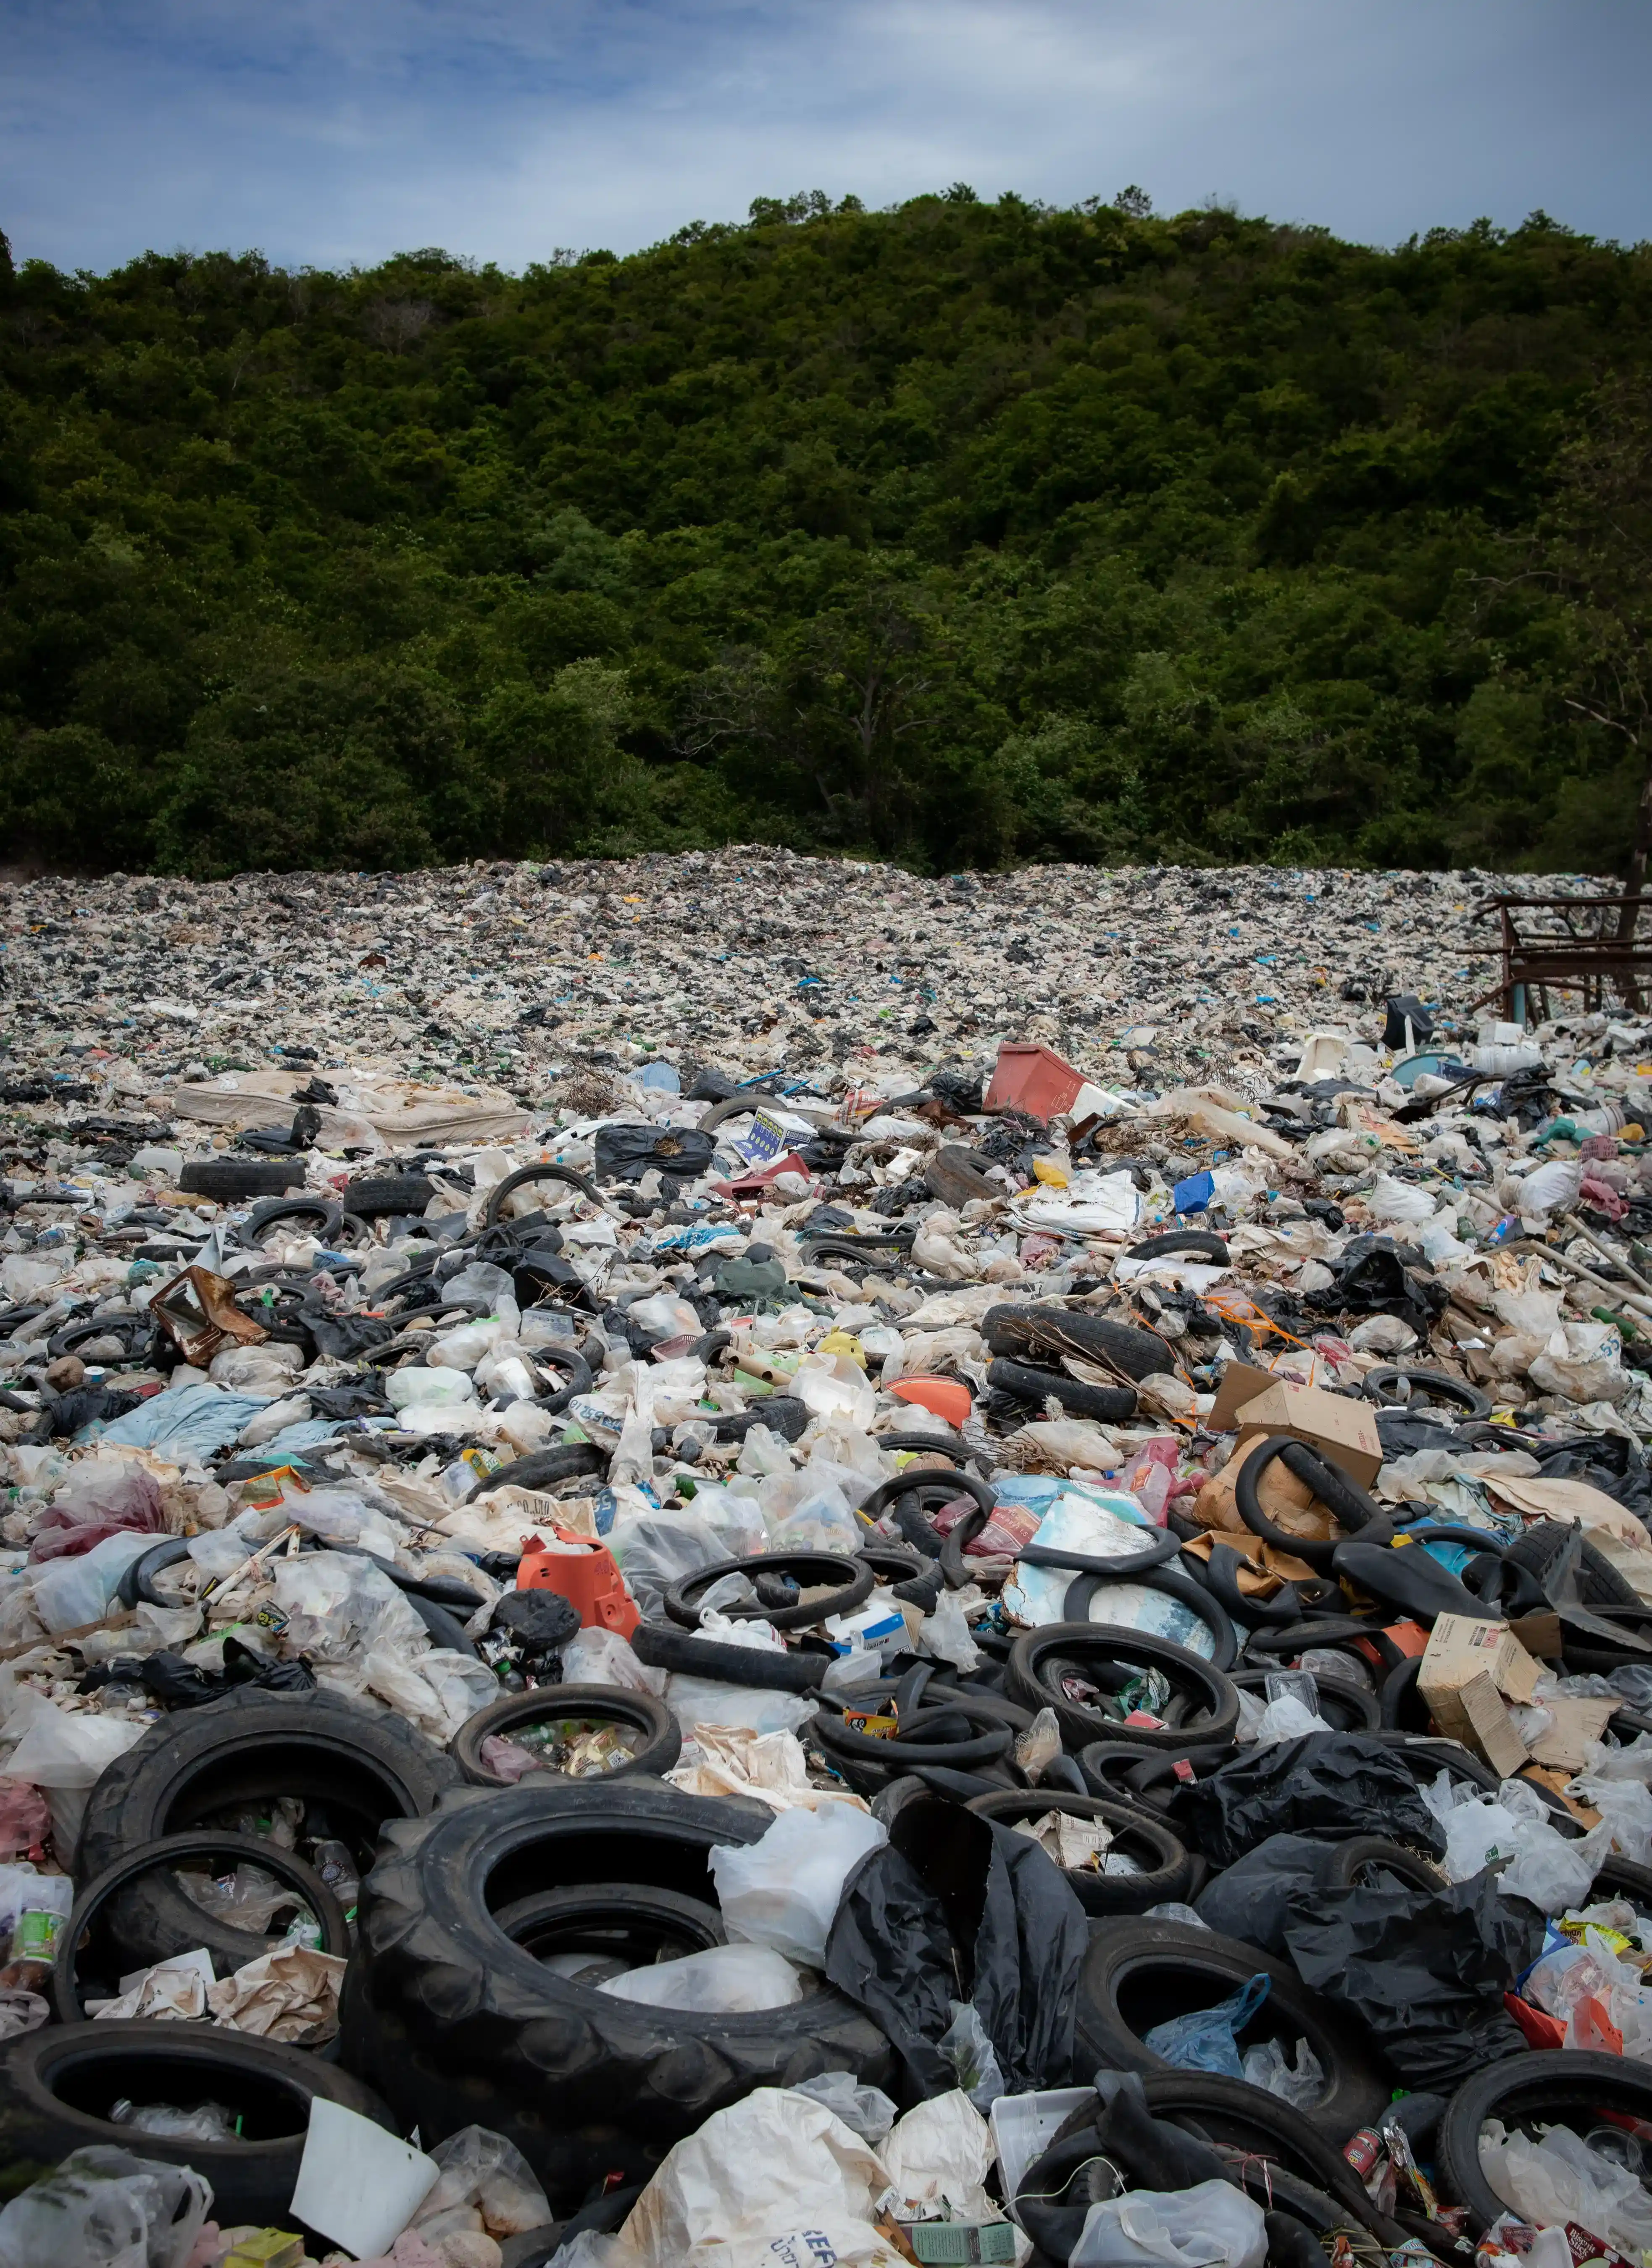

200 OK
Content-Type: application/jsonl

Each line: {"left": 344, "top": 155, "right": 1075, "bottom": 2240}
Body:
{"left": 1172, "top": 1734, "right": 1446, "bottom": 1869}
{"left": 592, "top": 1124, "right": 717, "bottom": 1184}
{"left": 1303, "top": 1235, "right": 1444, "bottom": 1340}
{"left": 1192, "top": 1833, "right": 1336, "bottom": 1954}
{"left": 1283, "top": 1866, "right": 1542, "bottom": 2090}
{"left": 824, "top": 1795, "right": 1089, "bottom": 2100}
{"left": 137, "top": 1640, "right": 317, "bottom": 1710}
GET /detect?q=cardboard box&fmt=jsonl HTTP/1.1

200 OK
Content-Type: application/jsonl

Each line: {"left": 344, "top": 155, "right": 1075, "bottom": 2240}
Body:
{"left": 1210, "top": 1364, "right": 1383, "bottom": 1487}
{"left": 1527, "top": 1695, "right": 1618, "bottom": 1773}
{"left": 1418, "top": 1612, "right": 1542, "bottom": 1774}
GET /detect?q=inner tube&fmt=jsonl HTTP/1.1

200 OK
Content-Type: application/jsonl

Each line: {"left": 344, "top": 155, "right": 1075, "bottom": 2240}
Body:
{"left": 1362, "top": 1366, "right": 1493, "bottom": 1419}
{"left": 1060, "top": 1564, "right": 1238, "bottom": 1670}
{"left": 664, "top": 1552, "right": 873, "bottom": 1632}
{"left": 484, "top": 1161, "right": 612, "bottom": 1224}
{"left": 463, "top": 1443, "right": 605, "bottom": 1504}
{"left": 1234, "top": 1436, "right": 1391, "bottom": 1573}
{"left": 986, "top": 1357, "right": 1138, "bottom": 1425}
{"left": 1125, "top": 1230, "right": 1231, "bottom": 1264}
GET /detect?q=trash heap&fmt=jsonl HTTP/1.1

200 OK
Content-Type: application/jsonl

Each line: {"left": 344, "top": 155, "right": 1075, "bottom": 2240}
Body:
{"left": 2, "top": 856, "right": 1652, "bottom": 2268}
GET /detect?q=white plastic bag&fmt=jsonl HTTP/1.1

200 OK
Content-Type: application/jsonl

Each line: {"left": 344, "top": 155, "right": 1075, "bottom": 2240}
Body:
{"left": 612, "top": 2086, "right": 892, "bottom": 2268}
{"left": 665, "top": 1677, "right": 817, "bottom": 1744}
{"left": 1070, "top": 2179, "right": 1267, "bottom": 2268}
{"left": 596, "top": 1942, "right": 802, "bottom": 2013}
{"left": 29, "top": 1531, "right": 161, "bottom": 1635}
{"left": 1479, "top": 2120, "right": 1652, "bottom": 2257}
{"left": 710, "top": 1804, "right": 887, "bottom": 1967}
{"left": 0, "top": 2145, "right": 212, "bottom": 2268}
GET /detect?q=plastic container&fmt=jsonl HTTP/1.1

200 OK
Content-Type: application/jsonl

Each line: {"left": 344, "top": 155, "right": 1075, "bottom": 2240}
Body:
{"left": 989, "top": 2086, "right": 1094, "bottom": 2206}
{"left": 518, "top": 1529, "right": 639, "bottom": 1638}
{"left": 889, "top": 1377, "right": 972, "bottom": 1427}
{"left": 984, "top": 1043, "right": 1086, "bottom": 1123}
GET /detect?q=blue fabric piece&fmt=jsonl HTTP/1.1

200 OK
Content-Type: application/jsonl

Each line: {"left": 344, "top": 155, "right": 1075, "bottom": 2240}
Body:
{"left": 255, "top": 1418, "right": 350, "bottom": 1457}
{"left": 92, "top": 1385, "right": 267, "bottom": 1461}
{"left": 1143, "top": 1971, "right": 1271, "bottom": 2078}
{"left": 1173, "top": 1170, "right": 1215, "bottom": 1214}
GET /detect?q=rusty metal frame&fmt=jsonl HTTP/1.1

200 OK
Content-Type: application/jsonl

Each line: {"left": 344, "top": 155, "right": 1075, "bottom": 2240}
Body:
{"left": 1470, "top": 894, "right": 1652, "bottom": 1020}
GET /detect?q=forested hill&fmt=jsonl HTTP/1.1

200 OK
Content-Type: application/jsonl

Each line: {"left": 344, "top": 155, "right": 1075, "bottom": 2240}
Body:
{"left": 1, "top": 189, "right": 1649, "bottom": 879}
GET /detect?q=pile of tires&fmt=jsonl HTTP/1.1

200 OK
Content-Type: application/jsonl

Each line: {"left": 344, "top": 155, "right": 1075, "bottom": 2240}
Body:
{"left": 339, "top": 1778, "right": 894, "bottom": 2211}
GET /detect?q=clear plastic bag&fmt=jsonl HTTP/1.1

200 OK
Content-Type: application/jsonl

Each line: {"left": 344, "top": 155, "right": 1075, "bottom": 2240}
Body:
{"left": 665, "top": 1677, "right": 817, "bottom": 1744}
{"left": 710, "top": 1803, "right": 887, "bottom": 1968}
{"left": 413, "top": 2124, "right": 552, "bottom": 2239}
{"left": 1070, "top": 2178, "right": 1267, "bottom": 2268}
{"left": 596, "top": 1942, "right": 803, "bottom": 2012}
{"left": 0, "top": 2145, "right": 212, "bottom": 2268}
{"left": 1241, "top": 2035, "right": 1325, "bottom": 2108}
{"left": 787, "top": 2071, "right": 898, "bottom": 2143}
{"left": 1479, "top": 2119, "right": 1652, "bottom": 2257}
{"left": 1143, "top": 1972, "right": 1270, "bottom": 2078}
{"left": 937, "top": 1998, "right": 1006, "bottom": 2110}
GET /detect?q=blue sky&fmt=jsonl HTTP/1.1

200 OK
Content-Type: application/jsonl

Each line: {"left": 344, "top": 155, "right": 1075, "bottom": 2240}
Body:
{"left": 4, "top": 0, "right": 1649, "bottom": 276}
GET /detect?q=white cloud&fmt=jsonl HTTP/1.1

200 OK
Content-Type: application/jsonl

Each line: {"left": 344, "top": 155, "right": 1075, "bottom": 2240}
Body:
{"left": 2, "top": 0, "right": 1648, "bottom": 273}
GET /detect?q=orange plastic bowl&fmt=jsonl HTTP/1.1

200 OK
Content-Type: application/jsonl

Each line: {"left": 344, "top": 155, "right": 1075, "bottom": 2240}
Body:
{"left": 889, "top": 1376, "right": 973, "bottom": 1427}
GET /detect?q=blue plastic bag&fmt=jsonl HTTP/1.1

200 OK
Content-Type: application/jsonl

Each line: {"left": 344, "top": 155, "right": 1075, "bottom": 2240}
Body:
{"left": 1144, "top": 1972, "right": 1271, "bottom": 2078}
{"left": 1173, "top": 1170, "right": 1215, "bottom": 1214}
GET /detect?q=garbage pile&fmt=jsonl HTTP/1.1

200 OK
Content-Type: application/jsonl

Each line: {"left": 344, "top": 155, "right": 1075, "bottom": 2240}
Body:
{"left": 2, "top": 855, "right": 1652, "bottom": 2267}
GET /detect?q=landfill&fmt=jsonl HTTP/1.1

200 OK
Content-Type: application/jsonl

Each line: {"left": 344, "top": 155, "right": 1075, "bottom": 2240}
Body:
{"left": 3, "top": 849, "right": 1652, "bottom": 2268}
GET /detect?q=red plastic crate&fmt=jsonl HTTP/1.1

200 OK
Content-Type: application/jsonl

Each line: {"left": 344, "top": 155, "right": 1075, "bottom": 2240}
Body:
{"left": 984, "top": 1042, "right": 1086, "bottom": 1122}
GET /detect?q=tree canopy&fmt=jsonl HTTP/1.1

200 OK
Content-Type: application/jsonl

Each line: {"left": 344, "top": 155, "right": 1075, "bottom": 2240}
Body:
{"left": 1, "top": 190, "right": 1648, "bottom": 876}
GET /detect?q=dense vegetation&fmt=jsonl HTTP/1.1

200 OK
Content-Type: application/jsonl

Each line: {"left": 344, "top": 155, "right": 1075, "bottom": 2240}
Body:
{"left": 1, "top": 188, "right": 1649, "bottom": 878}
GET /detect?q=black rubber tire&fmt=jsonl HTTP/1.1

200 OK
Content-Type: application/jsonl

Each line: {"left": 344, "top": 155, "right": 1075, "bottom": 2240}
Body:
{"left": 342, "top": 1172, "right": 437, "bottom": 1219}
{"left": 54, "top": 1831, "right": 350, "bottom": 2024}
{"left": 77, "top": 1690, "right": 460, "bottom": 1975}
{"left": 1136, "top": 2072, "right": 1402, "bottom": 2241}
{"left": 452, "top": 1685, "right": 681, "bottom": 1788}
{"left": 875, "top": 1433, "right": 969, "bottom": 1461}
{"left": 114, "top": 1535, "right": 193, "bottom": 1610}
{"left": 1379, "top": 1655, "right": 1429, "bottom": 1732}
{"left": 1506, "top": 1519, "right": 1644, "bottom": 1610}
{"left": 986, "top": 1356, "right": 1139, "bottom": 1424}
{"left": 1062, "top": 1566, "right": 1239, "bottom": 1670}
{"left": 629, "top": 1619, "right": 827, "bottom": 1692}
{"left": 1019, "top": 1528, "right": 1182, "bottom": 1580}
{"left": 1008, "top": 1623, "right": 1241, "bottom": 1751}
{"left": 856, "top": 1545, "right": 926, "bottom": 1585}
{"left": 1322, "top": 1835, "right": 1446, "bottom": 1894}
{"left": 1077, "top": 1740, "right": 1234, "bottom": 1808}
{"left": 46, "top": 1309, "right": 153, "bottom": 1363}
{"left": 1597, "top": 1853, "right": 1652, "bottom": 1908}
{"left": 486, "top": 1160, "right": 612, "bottom": 1224}
{"left": 1362, "top": 1366, "right": 1492, "bottom": 1419}
{"left": 0, "top": 2021, "right": 394, "bottom": 2218}
{"left": 1073, "top": 1919, "right": 1389, "bottom": 2144}
{"left": 1435, "top": 2052, "right": 1652, "bottom": 2237}
{"left": 243, "top": 1195, "right": 344, "bottom": 1245}
{"left": 1231, "top": 1665, "right": 1382, "bottom": 1734}
{"left": 812, "top": 1706, "right": 1014, "bottom": 1775}
{"left": 180, "top": 1158, "right": 308, "bottom": 1200}
{"left": 463, "top": 1443, "right": 606, "bottom": 1502}
{"left": 1234, "top": 1437, "right": 1389, "bottom": 1574}
{"left": 341, "top": 1780, "right": 893, "bottom": 2208}
{"left": 983, "top": 1303, "right": 1171, "bottom": 1382}
{"left": 532, "top": 1345, "right": 593, "bottom": 1415}
{"left": 494, "top": 1882, "right": 725, "bottom": 1965}
{"left": 964, "top": 1790, "right": 1194, "bottom": 1914}
{"left": 664, "top": 1551, "right": 874, "bottom": 1632}
{"left": 857, "top": 1467, "right": 996, "bottom": 1535}
{"left": 1125, "top": 1230, "right": 1231, "bottom": 1263}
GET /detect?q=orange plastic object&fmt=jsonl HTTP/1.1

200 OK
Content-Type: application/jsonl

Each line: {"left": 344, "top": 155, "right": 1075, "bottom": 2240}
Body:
{"left": 518, "top": 1527, "right": 639, "bottom": 1638}
{"left": 984, "top": 1042, "right": 1086, "bottom": 1123}
{"left": 889, "top": 1376, "right": 973, "bottom": 1427}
